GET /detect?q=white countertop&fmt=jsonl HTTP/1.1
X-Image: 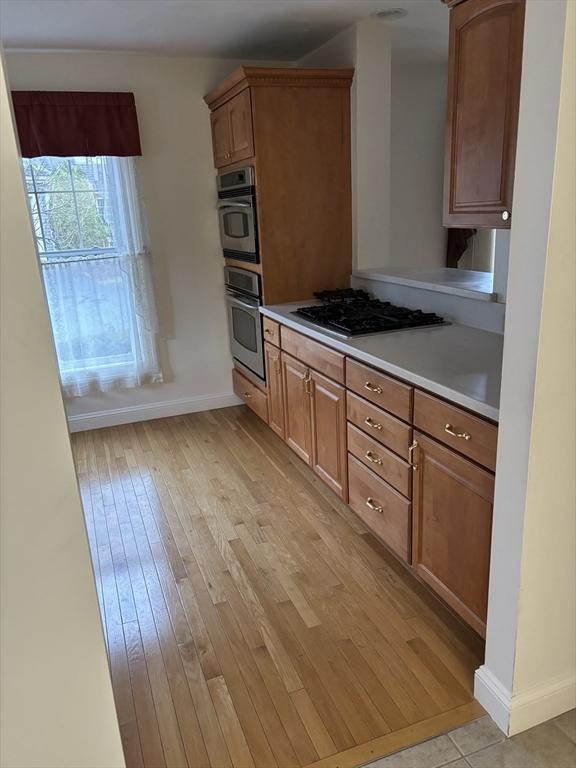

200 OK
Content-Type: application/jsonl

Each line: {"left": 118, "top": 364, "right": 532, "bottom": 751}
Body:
{"left": 353, "top": 267, "right": 497, "bottom": 302}
{"left": 261, "top": 302, "right": 503, "bottom": 421}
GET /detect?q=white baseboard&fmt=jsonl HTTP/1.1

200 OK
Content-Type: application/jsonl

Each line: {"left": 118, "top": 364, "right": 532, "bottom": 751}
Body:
{"left": 508, "top": 673, "right": 576, "bottom": 735}
{"left": 67, "top": 392, "right": 243, "bottom": 432}
{"left": 474, "top": 665, "right": 512, "bottom": 734}
{"left": 475, "top": 664, "right": 576, "bottom": 736}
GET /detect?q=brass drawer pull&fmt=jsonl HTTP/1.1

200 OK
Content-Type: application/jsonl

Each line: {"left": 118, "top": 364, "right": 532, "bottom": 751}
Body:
{"left": 365, "top": 450, "right": 382, "bottom": 465}
{"left": 264, "top": 328, "right": 274, "bottom": 335}
{"left": 303, "top": 370, "right": 312, "bottom": 395}
{"left": 243, "top": 391, "right": 253, "bottom": 399}
{"left": 445, "top": 423, "right": 471, "bottom": 441}
{"left": 408, "top": 440, "right": 419, "bottom": 471}
{"left": 366, "top": 497, "right": 383, "bottom": 514}
{"left": 364, "top": 381, "right": 383, "bottom": 395}
{"left": 364, "top": 416, "right": 383, "bottom": 430}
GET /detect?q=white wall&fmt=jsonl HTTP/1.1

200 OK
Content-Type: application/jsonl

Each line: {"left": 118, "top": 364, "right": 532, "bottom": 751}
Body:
{"left": 0, "top": 55, "right": 125, "bottom": 768}
{"left": 474, "top": 0, "right": 574, "bottom": 734}
{"left": 507, "top": 0, "right": 575, "bottom": 732}
{"left": 390, "top": 60, "right": 448, "bottom": 269}
{"left": 4, "top": 51, "right": 271, "bottom": 430}
{"left": 298, "top": 19, "right": 393, "bottom": 270}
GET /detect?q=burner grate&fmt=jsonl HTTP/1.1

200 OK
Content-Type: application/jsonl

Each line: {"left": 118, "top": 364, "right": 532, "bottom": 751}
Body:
{"left": 293, "top": 289, "right": 445, "bottom": 337}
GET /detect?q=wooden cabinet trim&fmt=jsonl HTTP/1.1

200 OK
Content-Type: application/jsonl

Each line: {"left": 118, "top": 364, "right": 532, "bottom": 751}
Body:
{"left": 204, "top": 67, "right": 354, "bottom": 109}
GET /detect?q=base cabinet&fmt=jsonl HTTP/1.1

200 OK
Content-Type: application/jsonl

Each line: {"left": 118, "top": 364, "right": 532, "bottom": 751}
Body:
{"left": 310, "top": 370, "right": 348, "bottom": 501}
{"left": 281, "top": 352, "right": 312, "bottom": 464}
{"left": 265, "top": 342, "right": 284, "bottom": 438}
{"left": 411, "top": 432, "right": 494, "bottom": 637}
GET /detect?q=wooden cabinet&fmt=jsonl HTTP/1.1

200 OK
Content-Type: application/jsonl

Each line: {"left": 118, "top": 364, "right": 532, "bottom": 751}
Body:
{"left": 281, "top": 352, "right": 312, "bottom": 464}
{"left": 209, "top": 89, "right": 255, "bottom": 168}
{"left": 412, "top": 432, "right": 494, "bottom": 636}
{"left": 280, "top": 351, "right": 347, "bottom": 500}
{"left": 443, "top": 0, "right": 525, "bottom": 228}
{"left": 265, "top": 342, "right": 284, "bottom": 439}
{"left": 205, "top": 68, "right": 353, "bottom": 302}
{"left": 310, "top": 370, "right": 347, "bottom": 501}
{"left": 232, "top": 368, "right": 268, "bottom": 423}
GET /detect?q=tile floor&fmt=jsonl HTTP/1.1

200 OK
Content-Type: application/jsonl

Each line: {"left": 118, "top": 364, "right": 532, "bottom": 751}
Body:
{"left": 364, "top": 709, "right": 576, "bottom": 768}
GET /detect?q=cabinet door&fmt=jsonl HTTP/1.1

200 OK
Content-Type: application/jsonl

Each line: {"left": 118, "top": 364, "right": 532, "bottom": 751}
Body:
{"left": 210, "top": 103, "right": 231, "bottom": 168}
{"left": 310, "top": 370, "right": 348, "bottom": 501}
{"left": 412, "top": 433, "right": 494, "bottom": 636}
{"left": 265, "top": 342, "right": 285, "bottom": 439}
{"left": 281, "top": 352, "right": 312, "bottom": 464}
{"left": 443, "top": 0, "right": 525, "bottom": 228}
{"left": 228, "top": 89, "right": 255, "bottom": 164}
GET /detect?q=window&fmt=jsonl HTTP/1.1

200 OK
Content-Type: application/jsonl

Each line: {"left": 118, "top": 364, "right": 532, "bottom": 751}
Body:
{"left": 23, "top": 155, "right": 162, "bottom": 396}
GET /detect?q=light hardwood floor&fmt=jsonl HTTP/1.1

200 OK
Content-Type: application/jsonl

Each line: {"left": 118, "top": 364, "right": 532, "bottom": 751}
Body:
{"left": 72, "top": 406, "right": 485, "bottom": 768}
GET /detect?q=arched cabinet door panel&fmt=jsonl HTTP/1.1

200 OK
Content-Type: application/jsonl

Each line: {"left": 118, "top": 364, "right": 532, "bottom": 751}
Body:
{"left": 443, "top": 0, "right": 525, "bottom": 228}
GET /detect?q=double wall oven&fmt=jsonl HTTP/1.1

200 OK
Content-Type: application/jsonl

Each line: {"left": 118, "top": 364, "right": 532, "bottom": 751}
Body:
{"left": 224, "top": 266, "right": 265, "bottom": 382}
{"left": 217, "top": 167, "right": 258, "bottom": 263}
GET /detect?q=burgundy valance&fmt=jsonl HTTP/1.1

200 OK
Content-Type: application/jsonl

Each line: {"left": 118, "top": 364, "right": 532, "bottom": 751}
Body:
{"left": 11, "top": 91, "right": 142, "bottom": 158}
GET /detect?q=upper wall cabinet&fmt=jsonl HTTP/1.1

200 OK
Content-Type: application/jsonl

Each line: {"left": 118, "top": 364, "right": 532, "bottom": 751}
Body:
{"left": 210, "top": 89, "right": 255, "bottom": 168}
{"left": 443, "top": 0, "right": 525, "bottom": 228}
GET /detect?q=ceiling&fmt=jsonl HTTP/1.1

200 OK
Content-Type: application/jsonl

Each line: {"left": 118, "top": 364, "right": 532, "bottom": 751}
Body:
{"left": 0, "top": 0, "right": 449, "bottom": 62}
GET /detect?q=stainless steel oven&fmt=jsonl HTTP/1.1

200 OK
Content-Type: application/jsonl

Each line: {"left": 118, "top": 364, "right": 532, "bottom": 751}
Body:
{"left": 224, "top": 266, "right": 265, "bottom": 381}
{"left": 217, "top": 167, "right": 259, "bottom": 263}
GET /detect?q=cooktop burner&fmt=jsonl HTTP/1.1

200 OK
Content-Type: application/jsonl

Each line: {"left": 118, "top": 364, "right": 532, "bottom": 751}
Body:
{"left": 292, "top": 289, "right": 446, "bottom": 337}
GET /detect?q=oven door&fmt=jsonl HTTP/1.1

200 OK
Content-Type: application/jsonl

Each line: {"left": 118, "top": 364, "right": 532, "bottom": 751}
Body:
{"left": 225, "top": 290, "right": 265, "bottom": 380}
{"left": 217, "top": 196, "right": 257, "bottom": 261}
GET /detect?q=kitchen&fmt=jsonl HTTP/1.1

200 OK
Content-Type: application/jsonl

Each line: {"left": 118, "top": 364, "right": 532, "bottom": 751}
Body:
{"left": 0, "top": 2, "right": 574, "bottom": 768}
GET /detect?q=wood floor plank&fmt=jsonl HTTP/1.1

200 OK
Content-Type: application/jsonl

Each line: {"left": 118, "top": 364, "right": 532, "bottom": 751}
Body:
{"left": 73, "top": 408, "right": 484, "bottom": 768}
{"left": 208, "top": 675, "right": 255, "bottom": 768}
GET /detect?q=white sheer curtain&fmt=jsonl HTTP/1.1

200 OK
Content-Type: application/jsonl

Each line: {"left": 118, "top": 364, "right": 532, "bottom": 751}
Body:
{"left": 40, "top": 157, "right": 163, "bottom": 397}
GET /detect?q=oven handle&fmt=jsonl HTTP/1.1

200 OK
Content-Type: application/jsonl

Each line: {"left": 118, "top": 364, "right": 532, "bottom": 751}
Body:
{"left": 226, "top": 293, "right": 260, "bottom": 311}
{"left": 217, "top": 201, "right": 252, "bottom": 209}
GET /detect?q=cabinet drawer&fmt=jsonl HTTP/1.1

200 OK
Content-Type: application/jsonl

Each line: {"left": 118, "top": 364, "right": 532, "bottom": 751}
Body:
{"left": 347, "top": 391, "right": 412, "bottom": 459}
{"left": 348, "top": 455, "right": 411, "bottom": 563}
{"left": 281, "top": 327, "right": 345, "bottom": 383}
{"left": 347, "top": 423, "right": 412, "bottom": 499}
{"left": 232, "top": 368, "right": 268, "bottom": 423}
{"left": 263, "top": 317, "right": 280, "bottom": 347}
{"left": 346, "top": 358, "right": 412, "bottom": 421}
{"left": 414, "top": 390, "right": 497, "bottom": 471}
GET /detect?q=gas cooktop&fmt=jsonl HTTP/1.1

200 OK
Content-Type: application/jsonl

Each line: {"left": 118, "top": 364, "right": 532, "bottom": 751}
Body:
{"left": 292, "top": 289, "right": 446, "bottom": 337}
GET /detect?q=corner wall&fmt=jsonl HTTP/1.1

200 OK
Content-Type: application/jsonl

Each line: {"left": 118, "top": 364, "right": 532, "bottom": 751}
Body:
{"left": 0, "top": 55, "right": 125, "bottom": 767}
{"left": 475, "top": 0, "right": 574, "bottom": 734}
{"left": 298, "top": 19, "right": 392, "bottom": 270}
